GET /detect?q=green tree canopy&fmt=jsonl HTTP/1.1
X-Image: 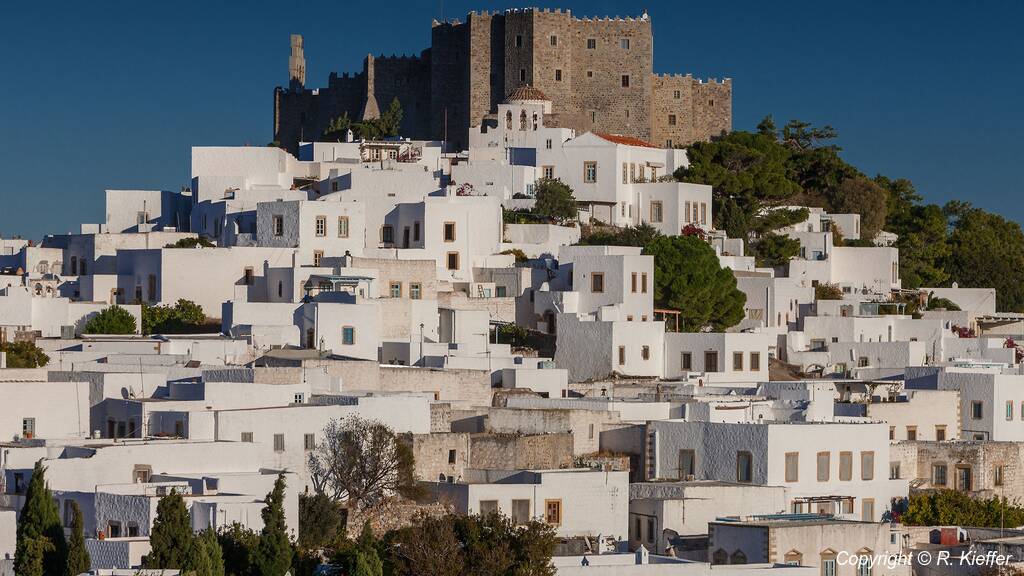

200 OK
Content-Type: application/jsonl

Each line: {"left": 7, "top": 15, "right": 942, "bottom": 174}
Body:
{"left": 297, "top": 492, "right": 344, "bottom": 551}
{"left": 82, "top": 305, "right": 137, "bottom": 335}
{"left": 165, "top": 237, "right": 215, "bottom": 249}
{"left": 578, "top": 223, "right": 661, "bottom": 247}
{"left": 323, "top": 112, "right": 353, "bottom": 142}
{"left": 752, "top": 233, "right": 800, "bottom": 268}
{"left": 142, "top": 299, "right": 207, "bottom": 334}
{"left": 15, "top": 462, "right": 67, "bottom": 576}
{"left": 945, "top": 203, "right": 1024, "bottom": 312}
{"left": 384, "top": 512, "right": 556, "bottom": 576}
{"left": 1, "top": 341, "right": 49, "bottom": 368}
{"left": 252, "top": 474, "right": 293, "bottom": 576}
{"left": 831, "top": 177, "right": 888, "bottom": 239}
{"left": 354, "top": 98, "right": 404, "bottom": 140}
{"left": 644, "top": 235, "right": 747, "bottom": 332}
{"left": 903, "top": 490, "right": 1024, "bottom": 527}
{"left": 185, "top": 527, "right": 225, "bottom": 576}
{"left": 65, "top": 501, "right": 90, "bottom": 576}
{"left": 532, "top": 179, "right": 577, "bottom": 222}
{"left": 144, "top": 490, "right": 193, "bottom": 569}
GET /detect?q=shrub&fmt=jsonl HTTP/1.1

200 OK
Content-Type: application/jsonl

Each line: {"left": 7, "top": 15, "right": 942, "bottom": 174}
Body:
{"left": 142, "top": 300, "right": 207, "bottom": 334}
{"left": 903, "top": 490, "right": 1024, "bottom": 527}
{"left": 1, "top": 341, "right": 49, "bottom": 368}
{"left": 927, "top": 296, "right": 961, "bottom": 311}
{"left": 532, "top": 179, "right": 577, "bottom": 222}
{"left": 165, "top": 237, "right": 215, "bottom": 249}
{"left": 82, "top": 305, "right": 137, "bottom": 334}
{"left": 814, "top": 283, "right": 844, "bottom": 301}
{"left": 499, "top": 248, "right": 528, "bottom": 263}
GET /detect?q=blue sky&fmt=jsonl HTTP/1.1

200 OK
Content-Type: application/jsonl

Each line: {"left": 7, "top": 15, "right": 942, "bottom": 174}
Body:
{"left": 1, "top": 1, "right": 1021, "bottom": 240}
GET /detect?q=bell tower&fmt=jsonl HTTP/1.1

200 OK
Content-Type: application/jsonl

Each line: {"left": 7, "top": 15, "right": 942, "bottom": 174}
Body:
{"left": 288, "top": 34, "right": 306, "bottom": 89}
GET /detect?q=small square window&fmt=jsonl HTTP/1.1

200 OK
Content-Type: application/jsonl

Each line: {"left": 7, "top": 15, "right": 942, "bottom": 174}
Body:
{"left": 273, "top": 434, "right": 285, "bottom": 452}
{"left": 304, "top": 433, "right": 316, "bottom": 450}
{"left": 342, "top": 326, "right": 355, "bottom": 345}
{"left": 550, "top": 35, "right": 557, "bottom": 46}
{"left": 446, "top": 252, "right": 460, "bottom": 271}
{"left": 480, "top": 500, "right": 498, "bottom": 515}
{"left": 555, "top": 69, "right": 562, "bottom": 81}
{"left": 312, "top": 251, "right": 323, "bottom": 267}
{"left": 443, "top": 222, "right": 456, "bottom": 242}
{"left": 673, "top": 90, "right": 681, "bottom": 99}
{"left": 584, "top": 161, "right": 598, "bottom": 183}
{"left": 587, "top": 38, "right": 596, "bottom": 49}
{"left": 620, "top": 38, "right": 630, "bottom": 49}
{"left": 586, "top": 70, "right": 593, "bottom": 78}
{"left": 545, "top": 499, "right": 562, "bottom": 525}
{"left": 545, "top": 139, "right": 552, "bottom": 149}
{"left": 621, "top": 75, "right": 630, "bottom": 88}
{"left": 668, "top": 114, "right": 677, "bottom": 126}
{"left": 591, "top": 272, "right": 604, "bottom": 293}
{"left": 241, "top": 432, "right": 253, "bottom": 442}
{"left": 410, "top": 283, "right": 422, "bottom": 300}
{"left": 389, "top": 282, "right": 402, "bottom": 298}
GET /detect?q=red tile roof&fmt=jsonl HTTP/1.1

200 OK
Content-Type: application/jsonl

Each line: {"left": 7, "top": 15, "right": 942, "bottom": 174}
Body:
{"left": 506, "top": 84, "right": 549, "bottom": 102}
{"left": 594, "top": 132, "right": 659, "bottom": 148}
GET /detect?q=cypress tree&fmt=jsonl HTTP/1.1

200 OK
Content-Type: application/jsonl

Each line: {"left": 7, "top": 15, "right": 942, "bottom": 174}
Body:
{"left": 252, "top": 473, "right": 293, "bottom": 576}
{"left": 15, "top": 461, "right": 67, "bottom": 576}
{"left": 183, "top": 528, "right": 225, "bottom": 576}
{"left": 65, "top": 501, "right": 91, "bottom": 576}
{"left": 143, "top": 490, "right": 193, "bottom": 569}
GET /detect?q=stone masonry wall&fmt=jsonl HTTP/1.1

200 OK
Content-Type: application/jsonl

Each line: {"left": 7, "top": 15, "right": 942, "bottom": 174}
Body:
{"left": 469, "top": 431, "right": 573, "bottom": 470}
{"left": 276, "top": 10, "right": 728, "bottom": 152}
{"left": 650, "top": 75, "right": 732, "bottom": 148}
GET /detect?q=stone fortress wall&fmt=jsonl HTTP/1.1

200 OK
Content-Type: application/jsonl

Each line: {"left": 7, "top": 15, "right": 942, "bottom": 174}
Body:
{"left": 274, "top": 8, "right": 731, "bottom": 152}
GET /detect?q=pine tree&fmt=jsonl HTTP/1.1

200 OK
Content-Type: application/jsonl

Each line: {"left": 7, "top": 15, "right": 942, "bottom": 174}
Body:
{"left": 15, "top": 461, "right": 67, "bottom": 576}
{"left": 65, "top": 501, "right": 91, "bottom": 576}
{"left": 251, "top": 474, "right": 293, "bottom": 576}
{"left": 143, "top": 490, "right": 193, "bottom": 569}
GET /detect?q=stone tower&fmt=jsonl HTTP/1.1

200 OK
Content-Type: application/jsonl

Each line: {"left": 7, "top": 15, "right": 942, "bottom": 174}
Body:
{"left": 289, "top": 34, "right": 306, "bottom": 89}
{"left": 273, "top": 9, "right": 732, "bottom": 154}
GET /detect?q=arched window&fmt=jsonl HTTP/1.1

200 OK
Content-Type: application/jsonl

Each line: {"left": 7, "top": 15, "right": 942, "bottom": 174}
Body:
{"left": 34, "top": 283, "right": 42, "bottom": 296}
{"left": 730, "top": 551, "right": 747, "bottom": 565}
{"left": 505, "top": 110, "right": 513, "bottom": 129}
{"left": 712, "top": 549, "right": 728, "bottom": 565}
{"left": 532, "top": 112, "right": 539, "bottom": 130}
{"left": 519, "top": 109, "right": 528, "bottom": 131}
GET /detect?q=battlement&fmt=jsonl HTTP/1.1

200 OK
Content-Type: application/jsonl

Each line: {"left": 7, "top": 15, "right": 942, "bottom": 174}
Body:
{"left": 373, "top": 53, "right": 426, "bottom": 63}
{"left": 652, "top": 73, "right": 732, "bottom": 86}
{"left": 277, "top": 7, "right": 731, "bottom": 154}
